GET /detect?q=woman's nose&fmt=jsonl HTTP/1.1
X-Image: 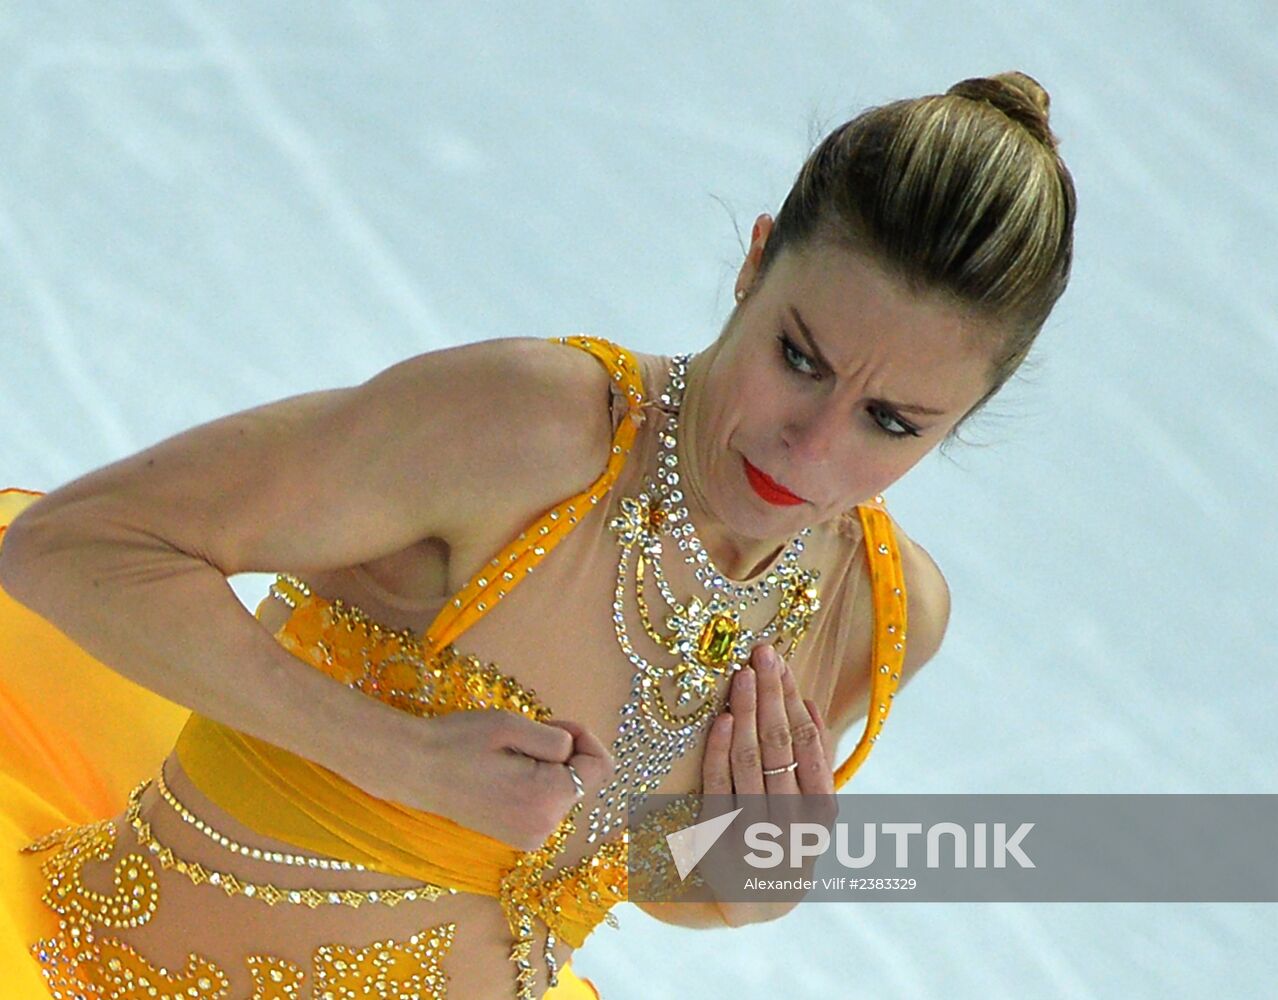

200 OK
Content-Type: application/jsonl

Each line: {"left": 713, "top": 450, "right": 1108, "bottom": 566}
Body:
{"left": 782, "top": 408, "right": 840, "bottom": 465}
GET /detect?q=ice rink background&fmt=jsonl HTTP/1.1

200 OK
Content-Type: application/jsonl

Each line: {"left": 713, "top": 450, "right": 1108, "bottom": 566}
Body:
{"left": 3, "top": 3, "right": 1275, "bottom": 997}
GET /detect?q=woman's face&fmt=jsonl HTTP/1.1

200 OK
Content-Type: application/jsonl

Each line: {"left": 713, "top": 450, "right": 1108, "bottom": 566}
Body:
{"left": 686, "top": 218, "right": 996, "bottom": 539}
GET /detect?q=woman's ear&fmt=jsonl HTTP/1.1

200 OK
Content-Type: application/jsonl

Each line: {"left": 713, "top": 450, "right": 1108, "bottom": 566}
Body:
{"left": 751, "top": 213, "right": 774, "bottom": 252}
{"left": 736, "top": 213, "right": 775, "bottom": 298}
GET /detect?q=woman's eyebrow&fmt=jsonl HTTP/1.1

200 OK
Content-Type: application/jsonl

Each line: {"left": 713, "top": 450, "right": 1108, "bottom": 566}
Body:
{"left": 789, "top": 305, "right": 838, "bottom": 374}
{"left": 788, "top": 305, "right": 949, "bottom": 416}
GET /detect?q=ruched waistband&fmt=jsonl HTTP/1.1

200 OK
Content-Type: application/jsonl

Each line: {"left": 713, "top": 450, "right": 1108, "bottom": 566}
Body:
{"left": 174, "top": 713, "right": 613, "bottom": 946}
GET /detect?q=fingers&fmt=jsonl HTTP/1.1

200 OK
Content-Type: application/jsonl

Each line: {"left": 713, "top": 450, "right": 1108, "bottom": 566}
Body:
{"left": 753, "top": 645, "right": 801, "bottom": 794}
{"left": 505, "top": 714, "right": 575, "bottom": 762}
{"left": 801, "top": 698, "right": 838, "bottom": 825}
{"left": 728, "top": 655, "right": 764, "bottom": 795}
{"left": 548, "top": 719, "right": 613, "bottom": 779}
{"left": 544, "top": 718, "right": 614, "bottom": 804}
{"left": 702, "top": 711, "right": 734, "bottom": 796}
{"left": 804, "top": 698, "right": 837, "bottom": 777}
{"left": 704, "top": 646, "right": 835, "bottom": 807}
{"left": 773, "top": 656, "right": 828, "bottom": 794}
{"left": 785, "top": 682, "right": 833, "bottom": 796}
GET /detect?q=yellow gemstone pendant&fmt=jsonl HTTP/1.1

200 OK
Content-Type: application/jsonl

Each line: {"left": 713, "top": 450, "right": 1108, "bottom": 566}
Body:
{"left": 696, "top": 613, "right": 739, "bottom": 666}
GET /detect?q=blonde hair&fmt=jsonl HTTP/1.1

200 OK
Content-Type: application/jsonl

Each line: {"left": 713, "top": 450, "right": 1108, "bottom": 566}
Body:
{"left": 759, "top": 71, "right": 1077, "bottom": 438}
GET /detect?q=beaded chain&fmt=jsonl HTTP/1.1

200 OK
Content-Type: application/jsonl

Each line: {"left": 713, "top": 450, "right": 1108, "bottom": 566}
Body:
{"left": 154, "top": 761, "right": 368, "bottom": 872}
{"left": 124, "top": 776, "right": 453, "bottom": 909}
{"left": 585, "top": 352, "right": 823, "bottom": 845}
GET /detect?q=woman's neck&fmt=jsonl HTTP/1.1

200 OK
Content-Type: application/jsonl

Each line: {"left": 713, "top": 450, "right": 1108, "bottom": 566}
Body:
{"left": 671, "top": 347, "right": 791, "bottom": 583}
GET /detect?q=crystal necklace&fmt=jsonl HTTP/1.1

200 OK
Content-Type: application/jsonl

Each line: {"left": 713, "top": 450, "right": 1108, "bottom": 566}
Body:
{"left": 587, "top": 352, "right": 822, "bottom": 843}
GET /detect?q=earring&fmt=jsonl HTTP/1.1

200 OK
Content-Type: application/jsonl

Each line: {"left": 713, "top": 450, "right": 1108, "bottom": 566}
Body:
{"left": 735, "top": 289, "right": 746, "bottom": 303}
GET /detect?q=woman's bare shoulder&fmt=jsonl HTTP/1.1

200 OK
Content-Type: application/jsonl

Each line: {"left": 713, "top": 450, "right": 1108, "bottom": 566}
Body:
{"left": 386, "top": 334, "right": 621, "bottom": 541}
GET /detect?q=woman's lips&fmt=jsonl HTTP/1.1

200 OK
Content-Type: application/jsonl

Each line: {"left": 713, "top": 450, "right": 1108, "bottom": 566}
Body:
{"left": 742, "top": 456, "right": 807, "bottom": 506}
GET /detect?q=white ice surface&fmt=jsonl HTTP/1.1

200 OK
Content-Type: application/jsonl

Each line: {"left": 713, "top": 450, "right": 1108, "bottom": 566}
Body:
{"left": 2, "top": 4, "right": 1275, "bottom": 998}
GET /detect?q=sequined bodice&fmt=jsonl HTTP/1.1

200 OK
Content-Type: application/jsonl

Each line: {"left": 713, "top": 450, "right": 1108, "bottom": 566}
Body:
{"left": 264, "top": 572, "right": 630, "bottom": 934}
{"left": 271, "top": 577, "right": 552, "bottom": 724}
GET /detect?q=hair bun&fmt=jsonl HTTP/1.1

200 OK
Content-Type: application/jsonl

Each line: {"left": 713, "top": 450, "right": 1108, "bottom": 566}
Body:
{"left": 947, "top": 71, "right": 1058, "bottom": 152}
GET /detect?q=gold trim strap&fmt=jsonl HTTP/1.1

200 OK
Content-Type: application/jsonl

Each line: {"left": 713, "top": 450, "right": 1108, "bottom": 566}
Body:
{"left": 833, "top": 501, "right": 908, "bottom": 790}
{"left": 420, "top": 335, "right": 647, "bottom": 655}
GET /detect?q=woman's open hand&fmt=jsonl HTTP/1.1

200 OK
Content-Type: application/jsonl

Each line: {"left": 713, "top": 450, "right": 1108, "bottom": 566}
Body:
{"left": 696, "top": 642, "right": 838, "bottom": 923}
{"left": 703, "top": 642, "right": 836, "bottom": 798}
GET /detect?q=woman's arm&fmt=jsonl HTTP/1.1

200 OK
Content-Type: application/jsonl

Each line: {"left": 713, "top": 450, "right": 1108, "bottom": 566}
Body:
{"left": 0, "top": 336, "right": 614, "bottom": 793}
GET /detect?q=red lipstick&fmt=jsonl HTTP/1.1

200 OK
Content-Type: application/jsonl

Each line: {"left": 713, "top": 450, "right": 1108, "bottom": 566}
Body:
{"left": 742, "top": 456, "right": 807, "bottom": 507}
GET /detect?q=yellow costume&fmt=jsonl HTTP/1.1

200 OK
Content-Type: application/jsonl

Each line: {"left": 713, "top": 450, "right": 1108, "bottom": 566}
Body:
{"left": 0, "top": 335, "right": 908, "bottom": 998}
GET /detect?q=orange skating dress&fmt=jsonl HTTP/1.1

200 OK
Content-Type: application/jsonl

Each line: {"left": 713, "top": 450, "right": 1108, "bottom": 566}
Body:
{"left": 0, "top": 335, "right": 909, "bottom": 998}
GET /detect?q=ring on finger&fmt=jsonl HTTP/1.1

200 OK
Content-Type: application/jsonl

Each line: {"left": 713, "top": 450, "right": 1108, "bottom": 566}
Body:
{"left": 566, "top": 763, "right": 586, "bottom": 798}
{"left": 762, "top": 760, "right": 799, "bottom": 777}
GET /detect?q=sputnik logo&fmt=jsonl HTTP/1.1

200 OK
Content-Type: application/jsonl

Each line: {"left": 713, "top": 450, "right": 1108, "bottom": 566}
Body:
{"left": 665, "top": 808, "right": 743, "bottom": 880}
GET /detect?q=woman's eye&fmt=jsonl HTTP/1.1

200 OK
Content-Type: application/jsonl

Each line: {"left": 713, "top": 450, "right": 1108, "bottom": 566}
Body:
{"left": 779, "top": 333, "right": 920, "bottom": 439}
{"left": 777, "top": 333, "right": 820, "bottom": 378}
{"left": 872, "top": 407, "right": 920, "bottom": 438}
